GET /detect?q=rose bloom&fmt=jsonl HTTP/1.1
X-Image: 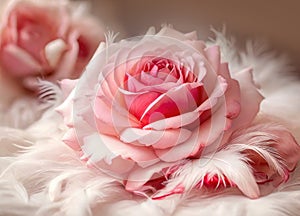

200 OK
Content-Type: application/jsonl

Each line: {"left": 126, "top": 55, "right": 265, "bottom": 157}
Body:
{"left": 0, "top": 0, "right": 104, "bottom": 89}
{"left": 58, "top": 27, "right": 299, "bottom": 198}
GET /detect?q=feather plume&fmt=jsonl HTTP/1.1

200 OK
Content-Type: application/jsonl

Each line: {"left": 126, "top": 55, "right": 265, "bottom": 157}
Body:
{"left": 152, "top": 148, "right": 259, "bottom": 199}
{"left": 228, "top": 124, "right": 287, "bottom": 175}
{"left": 152, "top": 122, "right": 299, "bottom": 200}
{"left": 0, "top": 79, "right": 62, "bottom": 130}
{"left": 37, "top": 79, "right": 62, "bottom": 107}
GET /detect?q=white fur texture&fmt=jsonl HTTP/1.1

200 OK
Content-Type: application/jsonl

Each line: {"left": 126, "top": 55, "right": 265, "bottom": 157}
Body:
{"left": 0, "top": 31, "right": 300, "bottom": 216}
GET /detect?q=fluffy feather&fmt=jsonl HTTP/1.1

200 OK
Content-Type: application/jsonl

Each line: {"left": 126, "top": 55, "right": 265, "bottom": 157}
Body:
{"left": 150, "top": 122, "right": 298, "bottom": 201}
{"left": 152, "top": 148, "right": 259, "bottom": 199}
{"left": 0, "top": 79, "right": 61, "bottom": 129}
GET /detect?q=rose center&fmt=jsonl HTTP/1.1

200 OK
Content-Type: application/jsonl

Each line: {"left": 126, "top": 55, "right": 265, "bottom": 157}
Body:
{"left": 123, "top": 57, "right": 207, "bottom": 126}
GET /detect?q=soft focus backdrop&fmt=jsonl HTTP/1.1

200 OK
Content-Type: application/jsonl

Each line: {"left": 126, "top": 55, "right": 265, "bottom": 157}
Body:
{"left": 85, "top": 0, "right": 300, "bottom": 71}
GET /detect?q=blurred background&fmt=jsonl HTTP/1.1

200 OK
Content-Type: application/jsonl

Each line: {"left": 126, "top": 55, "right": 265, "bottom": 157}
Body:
{"left": 87, "top": 0, "right": 300, "bottom": 70}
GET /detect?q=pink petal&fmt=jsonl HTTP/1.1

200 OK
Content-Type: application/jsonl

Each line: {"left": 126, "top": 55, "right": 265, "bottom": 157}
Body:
{"left": 9, "top": 2, "right": 63, "bottom": 64}
{"left": 44, "top": 39, "right": 67, "bottom": 68}
{"left": 266, "top": 127, "right": 300, "bottom": 171}
{"left": 59, "top": 79, "right": 78, "bottom": 98}
{"left": 98, "top": 60, "right": 130, "bottom": 98}
{"left": 55, "top": 90, "right": 74, "bottom": 127}
{"left": 195, "top": 76, "right": 228, "bottom": 112}
{"left": 80, "top": 133, "right": 115, "bottom": 164}
{"left": 126, "top": 81, "right": 180, "bottom": 94}
{"left": 96, "top": 74, "right": 115, "bottom": 100}
{"left": 54, "top": 30, "right": 80, "bottom": 80}
{"left": 120, "top": 127, "right": 192, "bottom": 149}
{"left": 80, "top": 133, "right": 124, "bottom": 165}
{"left": 143, "top": 76, "right": 227, "bottom": 130}
{"left": 62, "top": 128, "right": 81, "bottom": 151}
{"left": 139, "top": 83, "right": 204, "bottom": 125}
{"left": 160, "top": 71, "right": 177, "bottom": 82}
{"left": 125, "top": 162, "right": 175, "bottom": 192}
{"left": 140, "top": 71, "right": 164, "bottom": 85}
{"left": 155, "top": 103, "right": 230, "bottom": 162}
{"left": 0, "top": 44, "right": 43, "bottom": 77}
{"left": 156, "top": 27, "right": 190, "bottom": 41}
{"left": 184, "top": 31, "right": 198, "bottom": 40}
{"left": 143, "top": 111, "right": 202, "bottom": 131}
{"left": 186, "top": 40, "right": 206, "bottom": 53}
{"left": 93, "top": 96, "right": 140, "bottom": 132}
{"left": 218, "top": 63, "right": 241, "bottom": 119}
{"left": 96, "top": 133, "right": 160, "bottom": 168}
{"left": 125, "top": 73, "right": 148, "bottom": 92}
{"left": 232, "top": 68, "right": 263, "bottom": 129}
{"left": 205, "top": 45, "right": 221, "bottom": 72}
{"left": 69, "top": 13, "right": 104, "bottom": 64}
{"left": 125, "top": 91, "right": 162, "bottom": 124}
{"left": 91, "top": 156, "right": 135, "bottom": 176}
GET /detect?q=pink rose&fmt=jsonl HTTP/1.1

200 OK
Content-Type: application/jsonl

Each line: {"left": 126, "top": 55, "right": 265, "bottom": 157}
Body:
{"left": 58, "top": 27, "right": 264, "bottom": 197}
{"left": 0, "top": 0, "right": 104, "bottom": 89}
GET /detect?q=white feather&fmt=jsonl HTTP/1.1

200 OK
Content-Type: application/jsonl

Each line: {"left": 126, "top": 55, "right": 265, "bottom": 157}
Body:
{"left": 228, "top": 124, "right": 287, "bottom": 177}
{"left": 152, "top": 148, "right": 259, "bottom": 199}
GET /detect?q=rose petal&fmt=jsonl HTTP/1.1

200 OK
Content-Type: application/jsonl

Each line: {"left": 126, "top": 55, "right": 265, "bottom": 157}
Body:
{"left": 120, "top": 127, "right": 192, "bottom": 149}
{"left": 232, "top": 68, "right": 263, "bottom": 129}
{"left": 54, "top": 30, "right": 80, "bottom": 80}
{"left": 62, "top": 128, "right": 81, "bottom": 151}
{"left": 184, "top": 31, "right": 198, "bottom": 40}
{"left": 0, "top": 44, "right": 43, "bottom": 77}
{"left": 125, "top": 162, "right": 175, "bottom": 191}
{"left": 55, "top": 89, "right": 75, "bottom": 127}
{"left": 93, "top": 96, "right": 140, "bottom": 131}
{"left": 140, "top": 71, "right": 165, "bottom": 85}
{"left": 44, "top": 39, "right": 67, "bottom": 68}
{"left": 155, "top": 103, "right": 230, "bottom": 162}
{"left": 139, "top": 83, "right": 203, "bottom": 124}
{"left": 87, "top": 133, "right": 160, "bottom": 168}
{"left": 125, "top": 73, "right": 147, "bottom": 92}
{"left": 160, "top": 71, "right": 178, "bottom": 82}
{"left": 81, "top": 133, "right": 120, "bottom": 165}
{"left": 205, "top": 45, "right": 220, "bottom": 72}
{"left": 156, "top": 27, "right": 190, "bottom": 41}
{"left": 59, "top": 78, "right": 78, "bottom": 98}
{"left": 91, "top": 156, "right": 135, "bottom": 176}
{"left": 144, "top": 76, "right": 227, "bottom": 130}
{"left": 124, "top": 91, "right": 163, "bottom": 124}
{"left": 267, "top": 127, "right": 300, "bottom": 171}
{"left": 98, "top": 61, "right": 128, "bottom": 98}
{"left": 185, "top": 40, "right": 206, "bottom": 53}
{"left": 218, "top": 63, "right": 241, "bottom": 119}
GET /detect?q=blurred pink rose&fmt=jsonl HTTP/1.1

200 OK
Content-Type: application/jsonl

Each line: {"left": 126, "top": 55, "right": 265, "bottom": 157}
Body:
{"left": 58, "top": 27, "right": 263, "bottom": 196}
{"left": 0, "top": 0, "right": 104, "bottom": 89}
